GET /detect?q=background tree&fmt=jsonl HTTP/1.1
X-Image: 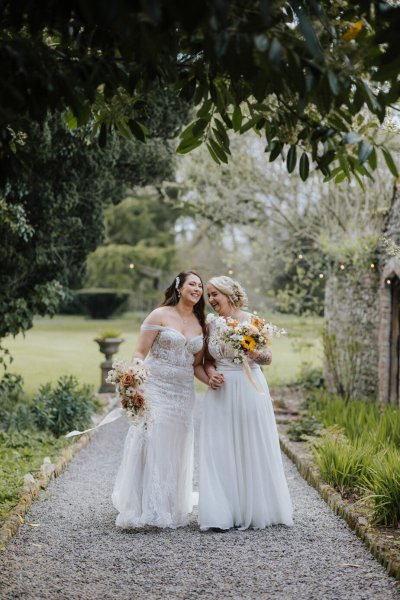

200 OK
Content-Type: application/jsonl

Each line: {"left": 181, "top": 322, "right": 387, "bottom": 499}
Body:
{"left": 1, "top": 1, "right": 400, "bottom": 182}
{"left": 174, "top": 130, "right": 396, "bottom": 313}
{"left": 85, "top": 190, "right": 183, "bottom": 310}
{"left": 1, "top": 89, "right": 189, "bottom": 349}
{"left": 0, "top": 114, "right": 115, "bottom": 349}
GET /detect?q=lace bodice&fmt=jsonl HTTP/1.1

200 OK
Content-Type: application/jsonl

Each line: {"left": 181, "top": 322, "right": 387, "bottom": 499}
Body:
{"left": 140, "top": 324, "right": 203, "bottom": 424}
{"left": 141, "top": 325, "right": 203, "bottom": 368}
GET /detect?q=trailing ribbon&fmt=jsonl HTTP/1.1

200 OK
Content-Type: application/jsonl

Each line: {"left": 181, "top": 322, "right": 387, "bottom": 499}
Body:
{"left": 65, "top": 406, "right": 123, "bottom": 438}
{"left": 242, "top": 357, "right": 263, "bottom": 393}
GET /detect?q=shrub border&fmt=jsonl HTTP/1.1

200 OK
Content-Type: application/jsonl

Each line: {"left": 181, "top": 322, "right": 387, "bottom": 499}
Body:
{"left": 0, "top": 395, "right": 114, "bottom": 550}
{"left": 278, "top": 426, "right": 400, "bottom": 581}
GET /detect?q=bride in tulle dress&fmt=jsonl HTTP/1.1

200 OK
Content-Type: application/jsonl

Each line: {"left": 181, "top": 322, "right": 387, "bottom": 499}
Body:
{"left": 197, "top": 276, "right": 293, "bottom": 530}
{"left": 112, "top": 270, "right": 214, "bottom": 529}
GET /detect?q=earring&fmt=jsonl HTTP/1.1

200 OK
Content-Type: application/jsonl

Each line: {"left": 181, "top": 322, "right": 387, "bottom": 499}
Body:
{"left": 177, "top": 291, "right": 180, "bottom": 298}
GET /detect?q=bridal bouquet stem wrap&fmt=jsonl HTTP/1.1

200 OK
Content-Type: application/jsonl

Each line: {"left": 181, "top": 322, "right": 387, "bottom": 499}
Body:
{"left": 210, "top": 314, "right": 286, "bottom": 391}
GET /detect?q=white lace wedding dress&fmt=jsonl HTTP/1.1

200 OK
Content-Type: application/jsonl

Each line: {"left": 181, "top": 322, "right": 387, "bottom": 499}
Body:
{"left": 112, "top": 325, "right": 203, "bottom": 528}
{"left": 199, "top": 319, "right": 293, "bottom": 530}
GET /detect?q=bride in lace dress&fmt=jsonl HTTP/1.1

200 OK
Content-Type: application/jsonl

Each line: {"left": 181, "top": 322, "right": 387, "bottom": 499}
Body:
{"left": 112, "top": 271, "right": 214, "bottom": 529}
{"left": 198, "top": 276, "right": 293, "bottom": 530}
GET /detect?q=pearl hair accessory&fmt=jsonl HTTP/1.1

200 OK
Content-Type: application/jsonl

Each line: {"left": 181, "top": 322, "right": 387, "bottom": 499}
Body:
{"left": 175, "top": 276, "right": 180, "bottom": 289}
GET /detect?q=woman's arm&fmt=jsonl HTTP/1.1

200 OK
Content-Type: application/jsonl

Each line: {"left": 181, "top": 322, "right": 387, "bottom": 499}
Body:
{"left": 133, "top": 329, "right": 159, "bottom": 361}
{"left": 247, "top": 349, "right": 272, "bottom": 365}
{"left": 132, "top": 309, "right": 164, "bottom": 361}
{"left": 193, "top": 349, "right": 210, "bottom": 385}
{"left": 203, "top": 344, "right": 224, "bottom": 388}
{"left": 194, "top": 349, "right": 224, "bottom": 389}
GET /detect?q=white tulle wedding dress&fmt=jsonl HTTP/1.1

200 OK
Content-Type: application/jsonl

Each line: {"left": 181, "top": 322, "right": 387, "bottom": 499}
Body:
{"left": 112, "top": 324, "right": 203, "bottom": 529}
{"left": 199, "top": 318, "right": 293, "bottom": 530}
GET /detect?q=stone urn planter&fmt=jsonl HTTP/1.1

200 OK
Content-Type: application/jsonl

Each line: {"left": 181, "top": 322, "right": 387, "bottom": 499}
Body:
{"left": 95, "top": 336, "right": 125, "bottom": 393}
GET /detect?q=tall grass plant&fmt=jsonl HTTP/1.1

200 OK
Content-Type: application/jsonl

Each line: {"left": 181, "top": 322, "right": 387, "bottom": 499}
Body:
{"left": 306, "top": 390, "right": 400, "bottom": 527}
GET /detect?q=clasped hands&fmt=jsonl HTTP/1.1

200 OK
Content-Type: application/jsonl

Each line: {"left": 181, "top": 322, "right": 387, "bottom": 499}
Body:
{"left": 208, "top": 371, "right": 224, "bottom": 390}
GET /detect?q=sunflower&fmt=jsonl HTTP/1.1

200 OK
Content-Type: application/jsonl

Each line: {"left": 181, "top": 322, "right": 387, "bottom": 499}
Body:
{"left": 241, "top": 335, "right": 256, "bottom": 351}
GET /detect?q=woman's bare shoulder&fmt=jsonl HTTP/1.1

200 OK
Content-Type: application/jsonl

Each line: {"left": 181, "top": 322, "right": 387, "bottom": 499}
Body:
{"left": 142, "top": 306, "right": 170, "bottom": 326}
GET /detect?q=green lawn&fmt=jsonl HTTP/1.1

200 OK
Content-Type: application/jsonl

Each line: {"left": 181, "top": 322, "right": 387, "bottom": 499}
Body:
{"left": 4, "top": 311, "right": 323, "bottom": 395}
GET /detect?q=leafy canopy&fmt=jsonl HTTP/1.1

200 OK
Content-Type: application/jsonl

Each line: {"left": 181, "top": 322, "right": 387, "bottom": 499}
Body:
{"left": 1, "top": 0, "right": 400, "bottom": 182}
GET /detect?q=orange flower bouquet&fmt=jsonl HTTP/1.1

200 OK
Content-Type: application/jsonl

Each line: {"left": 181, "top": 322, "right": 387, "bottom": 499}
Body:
{"left": 214, "top": 315, "right": 286, "bottom": 365}
{"left": 106, "top": 359, "right": 150, "bottom": 426}
{"left": 211, "top": 314, "right": 286, "bottom": 391}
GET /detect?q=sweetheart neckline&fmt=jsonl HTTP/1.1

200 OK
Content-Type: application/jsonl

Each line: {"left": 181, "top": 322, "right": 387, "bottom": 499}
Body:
{"left": 159, "top": 326, "right": 203, "bottom": 345}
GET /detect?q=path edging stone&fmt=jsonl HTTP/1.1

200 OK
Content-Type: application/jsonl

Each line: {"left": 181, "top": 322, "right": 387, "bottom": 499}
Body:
{"left": 278, "top": 428, "right": 400, "bottom": 581}
{"left": 0, "top": 395, "right": 114, "bottom": 550}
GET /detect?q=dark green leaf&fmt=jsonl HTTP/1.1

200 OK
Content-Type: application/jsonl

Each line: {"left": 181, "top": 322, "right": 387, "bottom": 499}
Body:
{"left": 116, "top": 119, "right": 133, "bottom": 140}
{"left": 240, "top": 116, "right": 261, "bottom": 134}
{"left": 192, "top": 118, "right": 209, "bottom": 138}
{"left": 353, "top": 171, "right": 366, "bottom": 191}
{"left": 180, "top": 118, "right": 208, "bottom": 140}
{"left": 197, "top": 98, "right": 213, "bottom": 118}
{"left": 287, "top": 145, "right": 297, "bottom": 173}
{"left": 334, "top": 172, "right": 347, "bottom": 184}
{"left": 382, "top": 147, "right": 399, "bottom": 177}
{"left": 206, "top": 143, "right": 221, "bottom": 164}
{"left": 128, "top": 119, "right": 146, "bottom": 142}
{"left": 176, "top": 138, "right": 203, "bottom": 154}
{"left": 65, "top": 110, "right": 78, "bottom": 129}
{"left": 214, "top": 118, "right": 230, "bottom": 147}
{"left": 299, "top": 152, "right": 309, "bottom": 181}
{"left": 209, "top": 138, "right": 228, "bottom": 163}
{"left": 368, "top": 147, "right": 377, "bottom": 170}
{"left": 232, "top": 105, "right": 243, "bottom": 131}
{"left": 268, "top": 140, "right": 283, "bottom": 162}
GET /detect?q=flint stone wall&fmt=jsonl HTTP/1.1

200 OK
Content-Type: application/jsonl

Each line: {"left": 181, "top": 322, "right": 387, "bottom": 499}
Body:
{"left": 324, "top": 271, "right": 379, "bottom": 398}
{"left": 324, "top": 183, "right": 400, "bottom": 403}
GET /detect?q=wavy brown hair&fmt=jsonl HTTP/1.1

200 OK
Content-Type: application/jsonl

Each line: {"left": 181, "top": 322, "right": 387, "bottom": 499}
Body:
{"left": 160, "top": 271, "right": 206, "bottom": 334}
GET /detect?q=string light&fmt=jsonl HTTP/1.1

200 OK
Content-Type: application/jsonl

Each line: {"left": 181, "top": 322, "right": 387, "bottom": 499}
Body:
{"left": 129, "top": 263, "right": 135, "bottom": 269}
{"left": 291, "top": 250, "right": 381, "bottom": 280}
{"left": 228, "top": 269, "right": 233, "bottom": 275}
{"left": 386, "top": 278, "right": 392, "bottom": 285}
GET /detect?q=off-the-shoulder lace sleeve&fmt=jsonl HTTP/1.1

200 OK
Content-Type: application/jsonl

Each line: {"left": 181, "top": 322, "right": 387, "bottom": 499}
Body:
{"left": 140, "top": 324, "right": 164, "bottom": 331}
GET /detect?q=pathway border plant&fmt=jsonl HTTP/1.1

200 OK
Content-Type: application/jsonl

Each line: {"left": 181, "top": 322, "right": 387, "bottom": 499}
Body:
{"left": 301, "top": 390, "right": 400, "bottom": 527}
{"left": 0, "top": 372, "right": 98, "bottom": 526}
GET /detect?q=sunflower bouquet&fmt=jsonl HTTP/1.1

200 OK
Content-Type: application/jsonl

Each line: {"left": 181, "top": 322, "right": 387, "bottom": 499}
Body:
{"left": 213, "top": 314, "right": 286, "bottom": 365}
{"left": 106, "top": 358, "right": 150, "bottom": 426}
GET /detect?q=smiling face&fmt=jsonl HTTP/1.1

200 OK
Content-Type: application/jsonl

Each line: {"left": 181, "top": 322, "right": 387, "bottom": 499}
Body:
{"left": 207, "top": 283, "right": 231, "bottom": 315}
{"left": 179, "top": 273, "right": 204, "bottom": 305}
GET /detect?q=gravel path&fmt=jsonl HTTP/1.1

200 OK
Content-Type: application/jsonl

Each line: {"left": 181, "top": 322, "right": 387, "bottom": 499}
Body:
{"left": 1, "top": 397, "right": 400, "bottom": 600}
